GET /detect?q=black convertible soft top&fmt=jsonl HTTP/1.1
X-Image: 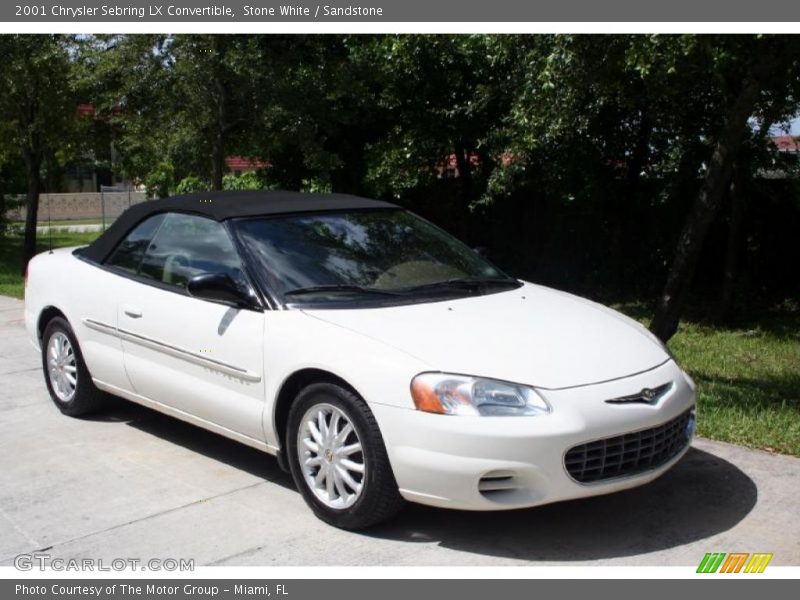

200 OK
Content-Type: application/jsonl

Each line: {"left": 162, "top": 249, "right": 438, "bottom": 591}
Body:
{"left": 80, "top": 190, "right": 397, "bottom": 263}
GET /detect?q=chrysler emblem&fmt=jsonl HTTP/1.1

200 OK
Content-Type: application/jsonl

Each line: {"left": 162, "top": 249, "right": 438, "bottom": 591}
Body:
{"left": 605, "top": 382, "right": 672, "bottom": 405}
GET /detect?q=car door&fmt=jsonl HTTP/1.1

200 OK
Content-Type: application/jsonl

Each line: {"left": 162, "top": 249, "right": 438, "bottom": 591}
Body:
{"left": 77, "top": 213, "right": 168, "bottom": 393}
{"left": 108, "top": 212, "right": 266, "bottom": 444}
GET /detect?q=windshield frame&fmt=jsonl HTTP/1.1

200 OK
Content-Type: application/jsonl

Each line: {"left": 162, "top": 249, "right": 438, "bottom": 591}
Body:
{"left": 228, "top": 207, "right": 520, "bottom": 310}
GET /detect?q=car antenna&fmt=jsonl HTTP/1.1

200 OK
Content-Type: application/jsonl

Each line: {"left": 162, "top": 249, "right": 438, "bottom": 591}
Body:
{"left": 47, "top": 193, "right": 53, "bottom": 254}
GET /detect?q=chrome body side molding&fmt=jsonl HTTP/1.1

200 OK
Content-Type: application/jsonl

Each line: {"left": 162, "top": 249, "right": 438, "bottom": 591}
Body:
{"left": 82, "top": 318, "right": 262, "bottom": 383}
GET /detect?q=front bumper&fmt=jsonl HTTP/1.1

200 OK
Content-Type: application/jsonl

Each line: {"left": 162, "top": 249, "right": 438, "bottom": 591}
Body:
{"left": 373, "top": 360, "right": 696, "bottom": 510}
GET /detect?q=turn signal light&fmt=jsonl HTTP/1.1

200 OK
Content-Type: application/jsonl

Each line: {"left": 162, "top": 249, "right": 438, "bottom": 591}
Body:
{"left": 410, "top": 377, "right": 446, "bottom": 414}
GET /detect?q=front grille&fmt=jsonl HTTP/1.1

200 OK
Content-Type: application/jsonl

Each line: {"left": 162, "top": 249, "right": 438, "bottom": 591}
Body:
{"left": 564, "top": 409, "right": 694, "bottom": 483}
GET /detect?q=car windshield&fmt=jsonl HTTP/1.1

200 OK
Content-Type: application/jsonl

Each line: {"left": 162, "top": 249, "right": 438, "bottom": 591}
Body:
{"left": 232, "top": 209, "right": 518, "bottom": 305}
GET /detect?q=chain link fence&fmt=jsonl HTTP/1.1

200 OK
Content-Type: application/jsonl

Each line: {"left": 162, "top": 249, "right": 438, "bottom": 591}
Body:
{"left": 99, "top": 185, "right": 143, "bottom": 230}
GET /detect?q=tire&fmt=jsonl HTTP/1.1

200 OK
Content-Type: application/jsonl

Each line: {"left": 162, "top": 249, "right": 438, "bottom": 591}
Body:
{"left": 286, "top": 382, "right": 405, "bottom": 529}
{"left": 41, "top": 316, "right": 106, "bottom": 417}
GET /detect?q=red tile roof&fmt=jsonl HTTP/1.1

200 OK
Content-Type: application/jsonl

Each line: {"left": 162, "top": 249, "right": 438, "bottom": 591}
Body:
{"left": 771, "top": 135, "right": 800, "bottom": 153}
{"left": 76, "top": 103, "right": 95, "bottom": 118}
{"left": 225, "top": 156, "right": 269, "bottom": 170}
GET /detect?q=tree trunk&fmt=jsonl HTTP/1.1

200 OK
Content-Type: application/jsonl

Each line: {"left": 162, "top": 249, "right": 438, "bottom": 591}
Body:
{"left": 0, "top": 187, "right": 6, "bottom": 237}
{"left": 22, "top": 153, "right": 42, "bottom": 270}
{"left": 715, "top": 112, "right": 779, "bottom": 322}
{"left": 211, "top": 134, "right": 225, "bottom": 191}
{"left": 650, "top": 77, "right": 762, "bottom": 342}
{"left": 210, "top": 37, "right": 228, "bottom": 191}
{"left": 717, "top": 164, "right": 745, "bottom": 321}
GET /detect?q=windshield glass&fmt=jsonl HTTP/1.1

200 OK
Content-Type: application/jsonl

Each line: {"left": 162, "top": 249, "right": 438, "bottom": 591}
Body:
{"left": 232, "top": 209, "right": 517, "bottom": 305}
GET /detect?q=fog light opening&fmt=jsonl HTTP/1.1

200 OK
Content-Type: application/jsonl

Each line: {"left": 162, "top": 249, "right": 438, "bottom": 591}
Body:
{"left": 478, "top": 470, "right": 519, "bottom": 494}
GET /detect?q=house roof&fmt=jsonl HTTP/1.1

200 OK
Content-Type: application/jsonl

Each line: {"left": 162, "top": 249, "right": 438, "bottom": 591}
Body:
{"left": 80, "top": 190, "right": 397, "bottom": 263}
{"left": 76, "top": 104, "right": 95, "bottom": 118}
{"left": 771, "top": 135, "right": 800, "bottom": 153}
{"left": 225, "top": 156, "right": 269, "bottom": 170}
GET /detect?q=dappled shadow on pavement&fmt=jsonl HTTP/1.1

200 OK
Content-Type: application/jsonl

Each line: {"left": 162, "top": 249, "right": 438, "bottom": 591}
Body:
{"left": 88, "top": 398, "right": 293, "bottom": 487}
{"left": 366, "top": 447, "right": 756, "bottom": 562}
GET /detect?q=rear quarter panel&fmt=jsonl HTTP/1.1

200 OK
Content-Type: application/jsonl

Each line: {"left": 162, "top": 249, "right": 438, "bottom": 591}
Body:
{"left": 25, "top": 248, "right": 129, "bottom": 390}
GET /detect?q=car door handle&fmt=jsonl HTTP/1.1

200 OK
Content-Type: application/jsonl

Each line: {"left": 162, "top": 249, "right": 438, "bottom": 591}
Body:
{"left": 122, "top": 305, "right": 143, "bottom": 319}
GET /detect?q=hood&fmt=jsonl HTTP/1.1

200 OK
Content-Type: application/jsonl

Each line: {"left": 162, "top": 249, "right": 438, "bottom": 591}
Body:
{"left": 302, "top": 282, "right": 669, "bottom": 390}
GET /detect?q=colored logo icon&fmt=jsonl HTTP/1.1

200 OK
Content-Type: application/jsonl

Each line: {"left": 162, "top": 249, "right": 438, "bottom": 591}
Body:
{"left": 697, "top": 552, "right": 773, "bottom": 573}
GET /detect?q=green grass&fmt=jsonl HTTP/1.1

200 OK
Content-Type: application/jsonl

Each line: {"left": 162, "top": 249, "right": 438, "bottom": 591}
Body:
{"left": 41, "top": 219, "right": 104, "bottom": 227}
{"left": 9, "top": 218, "right": 104, "bottom": 227}
{"left": 0, "top": 230, "right": 101, "bottom": 298}
{"left": 669, "top": 318, "right": 800, "bottom": 456}
{"left": 615, "top": 302, "right": 800, "bottom": 456}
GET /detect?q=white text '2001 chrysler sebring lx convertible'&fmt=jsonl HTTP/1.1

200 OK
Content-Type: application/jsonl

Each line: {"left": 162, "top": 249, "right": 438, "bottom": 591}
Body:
{"left": 25, "top": 190, "right": 696, "bottom": 529}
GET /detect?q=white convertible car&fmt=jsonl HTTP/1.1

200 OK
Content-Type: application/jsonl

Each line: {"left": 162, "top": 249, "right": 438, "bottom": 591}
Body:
{"left": 25, "top": 190, "right": 696, "bottom": 529}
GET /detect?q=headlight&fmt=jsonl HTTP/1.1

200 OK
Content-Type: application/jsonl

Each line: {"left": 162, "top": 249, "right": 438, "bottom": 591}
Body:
{"left": 410, "top": 373, "right": 551, "bottom": 416}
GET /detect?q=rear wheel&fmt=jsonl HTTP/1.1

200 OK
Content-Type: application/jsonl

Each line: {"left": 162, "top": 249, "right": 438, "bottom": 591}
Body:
{"left": 286, "top": 382, "right": 404, "bottom": 529}
{"left": 41, "top": 317, "right": 105, "bottom": 416}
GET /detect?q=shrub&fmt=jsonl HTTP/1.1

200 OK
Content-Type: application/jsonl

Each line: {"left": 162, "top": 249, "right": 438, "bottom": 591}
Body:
{"left": 222, "top": 171, "right": 264, "bottom": 191}
{"left": 144, "top": 162, "right": 176, "bottom": 198}
{"left": 175, "top": 175, "right": 210, "bottom": 195}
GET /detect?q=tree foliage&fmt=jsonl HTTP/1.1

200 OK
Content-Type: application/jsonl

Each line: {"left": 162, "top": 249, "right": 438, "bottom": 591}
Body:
{"left": 0, "top": 35, "right": 82, "bottom": 263}
{"left": 2, "top": 34, "right": 799, "bottom": 334}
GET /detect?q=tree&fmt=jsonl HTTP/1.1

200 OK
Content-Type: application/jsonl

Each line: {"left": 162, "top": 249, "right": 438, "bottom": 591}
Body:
{"left": 240, "top": 35, "right": 385, "bottom": 193}
{"left": 486, "top": 36, "right": 725, "bottom": 276}
{"left": 58, "top": 33, "right": 800, "bottom": 329}
{"left": 362, "top": 35, "right": 513, "bottom": 203}
{"left": 478, "top": 35, "right": 799, "bottom": 336}
{"left": 650, "top": 36, "right": 800, "bottom": 341}
{"left": 0, "top": 35, "right": 78, "bottom": 267}
{"left": 0, "top": 124, "right": 15, "bottom": 236}
{"left": 168, "top": 35, "right": 255, "bottom": 190}
{"left": 78, "top": 34, "right": 254, "bottom": 193}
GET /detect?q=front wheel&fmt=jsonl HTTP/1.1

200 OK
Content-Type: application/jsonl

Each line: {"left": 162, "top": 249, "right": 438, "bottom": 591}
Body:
{"left": 286, "top": 383, "right": 404, "bottom": 529}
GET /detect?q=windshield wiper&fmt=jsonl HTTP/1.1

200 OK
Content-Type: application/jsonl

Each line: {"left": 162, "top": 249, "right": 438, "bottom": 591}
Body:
{"left": 285, "top": 278, "right": 519, "bottom": 300}
{"left": 284, "top": 284, "right": 402, "bottom": 298}
{"left": 400, "top": 277, "right": 520, "bottom": 293}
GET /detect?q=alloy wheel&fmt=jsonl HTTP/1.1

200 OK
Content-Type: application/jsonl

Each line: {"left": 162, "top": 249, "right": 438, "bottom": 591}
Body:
{"left": 47, "top": 331, "right": 78, "bottom": 403}
{"left": 296, "top": 403, "right": 366, "bottom": 509}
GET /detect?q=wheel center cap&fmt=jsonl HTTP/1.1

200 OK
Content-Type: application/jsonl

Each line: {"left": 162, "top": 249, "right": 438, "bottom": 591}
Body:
{"left": 324, "top": 449, "right": 334, "bottom": 463}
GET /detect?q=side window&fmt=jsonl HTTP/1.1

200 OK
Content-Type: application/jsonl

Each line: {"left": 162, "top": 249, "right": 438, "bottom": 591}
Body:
{"left": 105, "top": 214, "right": 166, "bottom": 274}
{"left": 137, "top": 213, "right": 245, "bottom": 289}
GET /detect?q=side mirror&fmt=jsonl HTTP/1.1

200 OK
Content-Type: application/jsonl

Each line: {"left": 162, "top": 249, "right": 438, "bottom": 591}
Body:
{"left": 187, "top": 272, "right": 260, "bottom": 310}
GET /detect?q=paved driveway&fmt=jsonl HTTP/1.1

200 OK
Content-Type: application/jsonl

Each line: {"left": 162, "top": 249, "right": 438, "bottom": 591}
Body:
{"left": 0, "top": 295, "right": 798, "bottom": 566}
